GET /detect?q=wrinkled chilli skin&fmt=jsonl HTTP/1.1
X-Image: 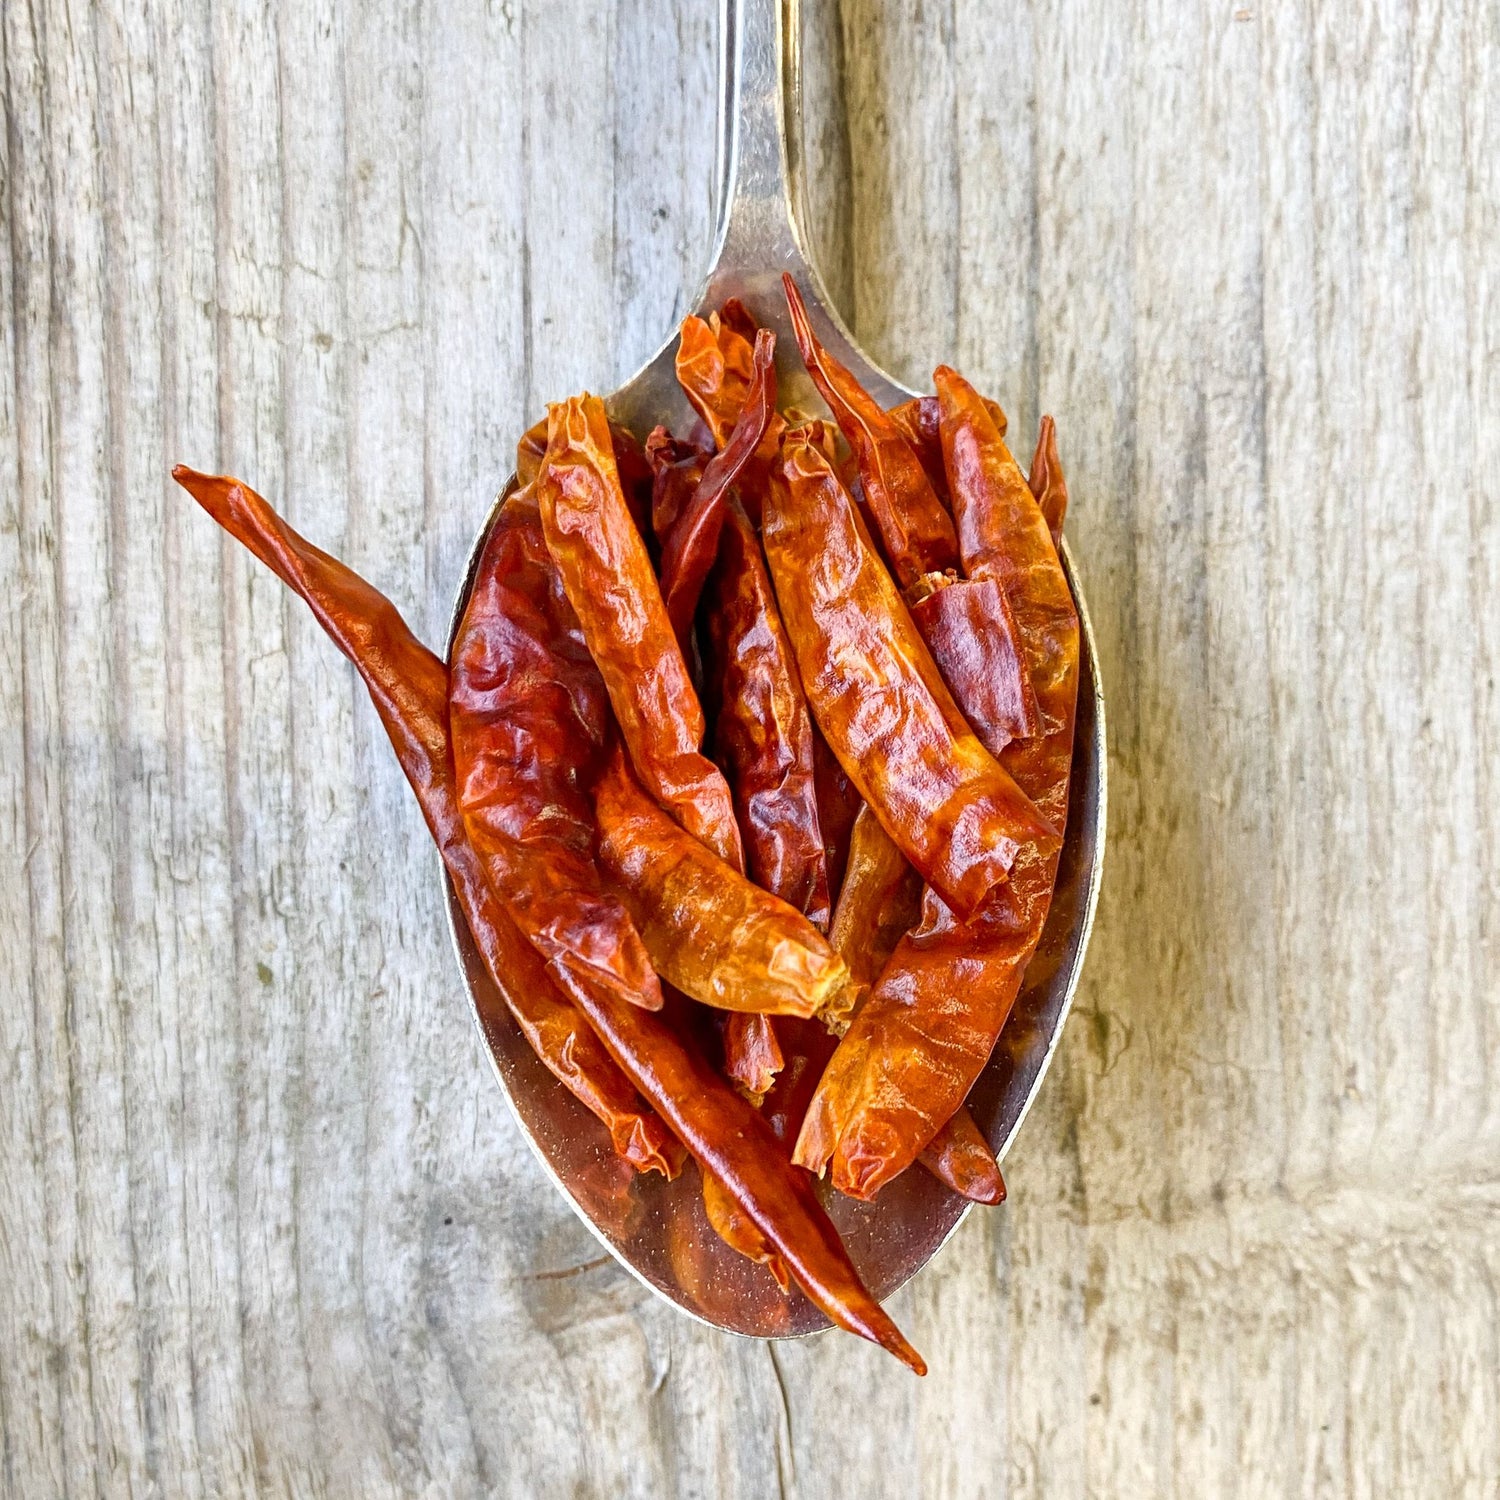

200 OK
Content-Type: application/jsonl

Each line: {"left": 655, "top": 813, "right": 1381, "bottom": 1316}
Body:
{"left": 595, "top": 748, "right": 852, "bottom": 1021}
{"left": 908, "top": 574, "right": 1040, "bottom": 757}
{"left": 675, "top": 311, "right": 754, "bottom": 446}
{"left": 450, "top": 492, "right": 663, "bottom": 1013}
{"left": 674, "top": 309, "right": 785, "bottom": 494}
{"left": 762, "top": 430, "right": 1058, "bottom": 918}
{"left": 517, "top": 416, "right": 652, "bottom": 533}
{"left": 537, "top": 394, "right": 744, "bottom": 870}
{"left": 1028, "top": 413, "right": 1068, "bottom": 547}
{"left": 703, "top": 499, "right": 832, "bottom": 932}
{"left": 646, "top": 427, "right": 711, "bottom": 547}
{"left": 720, "top": 1013, "right": 784, "bottom": 1098}
{"left": 658, "top": 330, "right": 779, "bottom": 647}
{"left": 172, "top": 468, "right": 683, "bottom": 1178}
{"left": 793, "top": 369, "right": 1079, "bottom": 1198}
{"left": 783, "top": 275, "right": 957, "bottom": 587}
{"left": 825, "top": 805, "right": 1002, "bottom": 1203}
{"left": 827, "top": 805, "right": 922, "bottom": 1024}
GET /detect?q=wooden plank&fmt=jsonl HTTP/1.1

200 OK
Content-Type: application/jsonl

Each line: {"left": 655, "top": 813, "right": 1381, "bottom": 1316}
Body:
{"left": 2, "top": 0, "right": 1499, "bottom": 1495}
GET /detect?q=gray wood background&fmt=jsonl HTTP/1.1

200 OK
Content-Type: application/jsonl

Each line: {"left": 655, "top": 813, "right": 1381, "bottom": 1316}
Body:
{"left": 3, "top": 0, "right": 1497, "bottom": 1494}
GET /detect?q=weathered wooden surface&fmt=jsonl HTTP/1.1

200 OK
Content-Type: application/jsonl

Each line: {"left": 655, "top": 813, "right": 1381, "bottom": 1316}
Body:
{"left": 3, "top": 0, "right": 1497, "bottom": 1494}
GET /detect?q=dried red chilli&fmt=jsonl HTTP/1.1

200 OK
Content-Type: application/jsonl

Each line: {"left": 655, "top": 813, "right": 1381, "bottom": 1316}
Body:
{"left": 701, "top": 498, "right": 832, "bottom": 933}
{"left": 449, "top": 488, "right": 663, "bottom": 1014}
{"left": 783, "top": 274, "right": 958, "bottom": 587}
{"left": 674, "top": 309, "right": 786, "bottom": 497}
{"left": 536, "top": 393, "right": 744, "bottom": 870}
{"left": 594, "top": 746, "right": 850, "bottom": 1023}
{"left": 657, "top": 329, "right": 779, "bottom": 647}
{"left": 918, "top": 1111, "right": 1005, "bottom": 1206}
{"left": 824, "top": 804, "right": 1002, "bottom": 1204}
{"left": 1028, "top": 413, "right": 1068, "bottom": 547}
{"left": 888, "top": 392, "right": 1008, "bottom": 506}
{"left": 907, "top": 573, "right": 1040, "bottom": 757}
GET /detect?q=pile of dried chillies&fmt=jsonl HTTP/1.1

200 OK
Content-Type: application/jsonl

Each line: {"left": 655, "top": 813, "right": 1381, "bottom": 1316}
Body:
{"left": 175, "top": 275, "right": 1079, "bottom": 1374}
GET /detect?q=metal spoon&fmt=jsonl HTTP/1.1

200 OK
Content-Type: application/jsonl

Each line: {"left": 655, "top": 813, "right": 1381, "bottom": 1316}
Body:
{"left": 444, "top": 0, "right": 1107, "bottom": 1338}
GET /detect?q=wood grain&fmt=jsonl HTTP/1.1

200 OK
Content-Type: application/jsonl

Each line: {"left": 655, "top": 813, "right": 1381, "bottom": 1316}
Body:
{"left": 3, "top": 0, "right": 1498, "bottom": 1495}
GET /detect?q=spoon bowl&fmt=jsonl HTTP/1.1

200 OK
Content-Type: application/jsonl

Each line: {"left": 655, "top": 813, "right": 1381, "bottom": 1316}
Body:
{"left": 444, "top": 0, "right": 1106, "bottom": 1338}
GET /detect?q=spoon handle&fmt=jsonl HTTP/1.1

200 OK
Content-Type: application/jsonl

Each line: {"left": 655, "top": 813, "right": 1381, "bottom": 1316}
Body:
{"left": 705, "top": 0, "right": 813, "bottom": 292}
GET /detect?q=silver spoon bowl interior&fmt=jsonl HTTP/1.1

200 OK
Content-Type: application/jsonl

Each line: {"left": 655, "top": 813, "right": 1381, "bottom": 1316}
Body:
{"left": 442, "top": 0, "right": 1107, "bottom": 1338}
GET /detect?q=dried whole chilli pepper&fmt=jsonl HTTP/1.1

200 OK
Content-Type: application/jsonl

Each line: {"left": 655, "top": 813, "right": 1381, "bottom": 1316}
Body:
{"left": 702, "top": 498, "right": 832, "bottom": 932}
{"left": 674, "top": 310, "right": 785, "bottom": 495}
{"left": 762, "top": 429, "right": 1058, "bottom": 918}
{"left": 783, "top": 274, "right": 957, "bottom": 587}
{"left": 449, "top": 491, "right": 663, "bottom": 1012}
{"left": 794, "top": 375, "right": 1079, "bottom": 1197}
{"left": 537, "top": 394, "right": 744, "bottom": 870}
{"left": 675, "top": 311, "right": 753, "bottom": 447}
{"left": 172, "top": 467, "right": 683, "bottom": 1179}
{"left": 658, "top": 330, "right": 779, "bottom": 647}
{"left": 822, "top": 805, "right": 1000, "bottom": 1202}
{"left": 672, "top": 310, "right": 780, "bottom": 456}
{"left": 1028, "top": 413, "right": 1068, "bottom": 549}
{"left": 595, "top": 746, "right": 851, "bottom": 1021}
{"left": 917, "top": 1111, "right": 1006, "bottom": 1206}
